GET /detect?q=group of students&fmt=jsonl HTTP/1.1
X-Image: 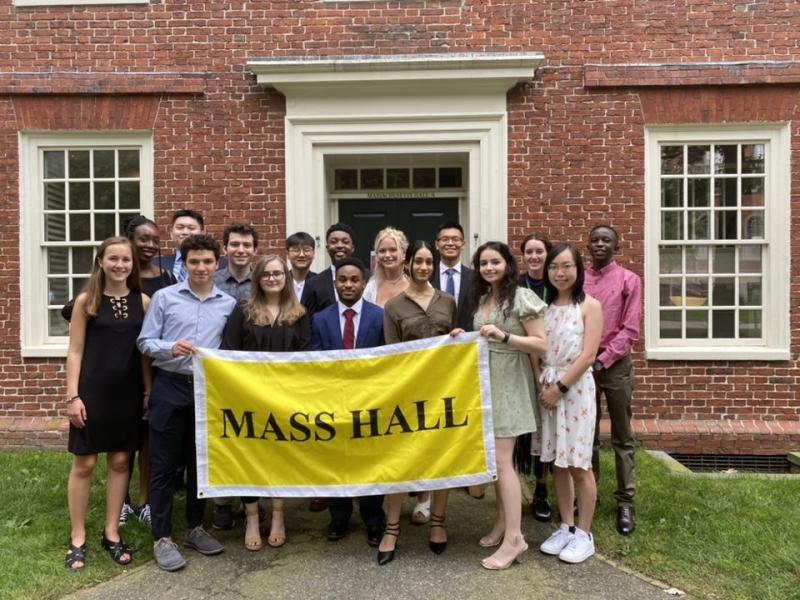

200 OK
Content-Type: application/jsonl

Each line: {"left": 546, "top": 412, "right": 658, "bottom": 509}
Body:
{"left": 63, "top": 209, "right": 642, "bottom": 573}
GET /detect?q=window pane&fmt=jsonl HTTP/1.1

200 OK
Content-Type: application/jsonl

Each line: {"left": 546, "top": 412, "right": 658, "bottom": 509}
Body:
{"left": 660, "top": 277, "right": 682, "bottom": 306}
{"left": 739, "top": 276, "right": 762, "bottom": 306}
{"left": 45, "top": 182, "right": 65, "bottom": 210}
{"left": 334, "top": 169, "right": 357, "bottom": 190}
{"left": 741, "top": 210, "right": 764, "bottom": 240}
{"left": 659, "top": 311, "right": 682, "bottom": 338}
{"left": 95, "top": 213, "right": 116, "bottom": 240}
{"left": 69, "top": 214, "right": 91, "bottom": 241}
{"left": 68, "top": 150, "right": 90, "bottom": 178}
{"left": 660, "top": 145, "right": 683, "bottom": 174}
{"left": 687, "top": 211, "right": 709, "bottom": 240}
{"left": 741, "top": 144, "right": 764, "bottom": 174}
{"left": 69, "top": 182, "right": 90, "bottom": 210}
{"left": 660, "top": 179, "right": 682, "bottom": 207}
{"left": 661, "top": 211, "right": 683, "bottom": 240}
{"left": 739, "top": 245, "right": 761, "bottom": 273}
{"left": 439, "top": 167, "right": 462, "bottom": 188}
{"left": 119, "top": 213, "right": 139, "bottom": 234}
{"left": 686, "top": 310, "right": 708, "bottom": 338}
{"left": 48, "top": 277, "right": 69, "bottom": 305}
{"left": 360, "top": 169, "right": 383, "bottom": 190}
{"left": 118, "top": 150, "right": 140, "bottom": 178}
{"left": 386, "top": 168, "right": 410, "bottom": 189}
{"left": 714, "top": 210, "right": 737, "bottom": 240}
{"left": 687, "top": 178, "right": 709, "bottom": 207}
{"left": 712, "top": 246, "right": 735, "bottom": 273}
{"left": 44, "top": 150, "right": 65, "bottom": 179}
{"left": 712, "top": 310, "right": 735, "bottom": 338}
{"left": 48, "top": 310, "right": 69, "bottom": 337}
{"left": 93, "top": 150, "right": 115, "bottom": 178}
{"left": 45, "top": 214, "right": 66, "bottom": 242}
{"left": 685, "top": 276, "right": 708, "bottom": 306}
{"left": 714, "top": 145, "right": 737, "bottom": 174}
{"left": 741, "top": 177, "right": 764, "bottom": 207}
{"left": 95, "top": 182, "right": 115, "bottom": 210}
{"left": 48, "top": 248, "right": 68, "bottom": 274}
{"left": 119, "top": 181, "right": 140, "bottom": 209}
{"left": 739, "top": 309, "right": 762, "bottom": 338}
{"left": 688, "top": 145, "right": 710, "bottom": 174}
{"left": 659, "top": 246, "right": 682, "bottom": 274}
{"left": 73, "top": 247, "right": 94, "bottom": 274}
{"left": 72, "top": 277, "right": 89, "bottom": 296}
{"left": 685, "top": 245, "right": 709, "bottom": 273}
{"left": 712, "top": 277, "right": 735, "bottom": 305}
{"left": 714, "top": 178, "right": 737, "bottom": 207}
{"left": 413, "top": 168, "right": 436, "bottom": 188}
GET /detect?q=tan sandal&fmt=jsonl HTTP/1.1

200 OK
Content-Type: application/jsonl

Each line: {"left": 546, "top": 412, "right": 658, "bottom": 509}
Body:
{"left": 267, "top": 509, "right": 286, "bottom": 548}
{"left": 244, "top": 507, "right": 262, "bottom": 551}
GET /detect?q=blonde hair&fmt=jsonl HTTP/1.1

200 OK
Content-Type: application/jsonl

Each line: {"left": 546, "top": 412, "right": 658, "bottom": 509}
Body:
{"left": 244, "top": 255, "right": 305, "bottom": 326}
{"left": 372, "top": 227, "right": 409, "bottom": 283}
{"left": 82, "top": 236, "right": 140, "bottom": 317}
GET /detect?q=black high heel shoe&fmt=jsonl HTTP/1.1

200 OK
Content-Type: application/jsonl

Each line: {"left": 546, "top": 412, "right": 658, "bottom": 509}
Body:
{"left": 429, "top": 513, "right": 447, "bottom": 555}
{"left": 377, "top": 521, "right": 400, "bottom": 566}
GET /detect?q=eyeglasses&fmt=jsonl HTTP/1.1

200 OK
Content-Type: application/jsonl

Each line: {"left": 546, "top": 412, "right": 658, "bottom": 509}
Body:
{"left": 288, "top": 246, "right": 314, "bottom": 255}
{"left": 437, "top": 236, "right": 464, "bottom": 244}
{"left": 260, "top": 271, "right": 286, "bottom": 280}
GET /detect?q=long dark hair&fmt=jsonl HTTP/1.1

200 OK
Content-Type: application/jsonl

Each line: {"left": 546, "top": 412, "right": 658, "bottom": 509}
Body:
{"left": 469, "top": 241, "right": 519, "bottom": 319}
{"left": 404, "top": 240, "right": 437, "bottom": 283}
{"left": 543, "top": 242, "right": 586, "bottom": 305}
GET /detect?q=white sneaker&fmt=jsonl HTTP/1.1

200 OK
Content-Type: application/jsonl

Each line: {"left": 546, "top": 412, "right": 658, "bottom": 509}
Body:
{"left": 558, "top": 528, "right": 595, "bottom": 563}
{"left": 539, "top": 523, "right": 574, "bottom": 555}
{"left": 119, "top": 502, "right": 135, "bottom": 526}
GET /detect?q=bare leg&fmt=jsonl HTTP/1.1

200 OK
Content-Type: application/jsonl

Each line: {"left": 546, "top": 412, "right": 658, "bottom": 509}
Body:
{"left": 67, "top": 454, "right": 97, "bottom": 567}
{"left": 482, "top": 438, "right": 528, "bottom": 567}
{"left": 268, "top": 498, "right": 286, "bottom": 547}
{"left": 378, "top": 492, "right": 404, "bottom": 552}
{"left": 244, "top": 501, "right": 262, "bottom": 550}
{"left": 479, "top": 480, "right": 505, "bottom": 546}
{"left": 104, "top": 452, "right": 131, "bottom": 541}
{"left": 553, "top": 465, "right": 575, "bottom": 527}
{"left": 429, "top": 490, "right": 449, "bottom": 544}
{"left": 571, "top": 467, "right": 597, "bottom": 533}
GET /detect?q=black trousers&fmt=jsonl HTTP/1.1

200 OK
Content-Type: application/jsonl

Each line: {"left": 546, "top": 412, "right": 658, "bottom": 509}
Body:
{"left": 148, "top": 372, "right": 206, "bottom": 540}
{"left": 329, "top": 495, "right": 385, "bottom": 528}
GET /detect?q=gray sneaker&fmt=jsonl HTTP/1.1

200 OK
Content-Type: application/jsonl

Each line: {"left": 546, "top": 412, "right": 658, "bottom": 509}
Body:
{"left": 184, "top": 526, "right": 224, "bottom": 556}
{"left": 153, "top": 537, "right": 186, "bottom": 572}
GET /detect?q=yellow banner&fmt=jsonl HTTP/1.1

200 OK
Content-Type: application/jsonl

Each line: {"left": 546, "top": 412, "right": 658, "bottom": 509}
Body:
{"left": 193, "top": 333, "right": 495, "bottom": 497}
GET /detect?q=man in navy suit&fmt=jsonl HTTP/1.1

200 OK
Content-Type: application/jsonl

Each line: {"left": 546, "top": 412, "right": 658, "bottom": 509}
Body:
{"left": 311, "top": 257, "right": 385, "bottom": 547}
{"left": 432, "top": 221, "right": 474, "bottom": 331}
{"left": 302, "top": 222, "right": 358, "bottom": 317}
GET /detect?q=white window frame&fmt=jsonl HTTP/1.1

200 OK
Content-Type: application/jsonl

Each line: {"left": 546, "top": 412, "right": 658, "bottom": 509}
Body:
{"left": 19, "top": 132, "right": 154, "bottom": 357}
{"left": 644, "top": 124, "right": 790, "bottom": 361}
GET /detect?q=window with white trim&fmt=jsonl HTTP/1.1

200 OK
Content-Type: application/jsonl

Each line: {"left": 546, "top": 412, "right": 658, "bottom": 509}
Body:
{"left": 645, "top": 125, "right": 790, "bottom": 360}
{"left": 20, "top": 133, "right": 153, "bottom": 357}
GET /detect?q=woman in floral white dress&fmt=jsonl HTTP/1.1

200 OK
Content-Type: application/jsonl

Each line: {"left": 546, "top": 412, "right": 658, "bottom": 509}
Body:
{"left": 537, "top": 242, "right": 603, "bottom": 564}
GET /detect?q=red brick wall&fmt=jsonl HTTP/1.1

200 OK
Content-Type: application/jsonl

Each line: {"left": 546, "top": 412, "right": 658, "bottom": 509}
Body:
{"left": 1, "top": 1, "right": 799, "bottom": 450}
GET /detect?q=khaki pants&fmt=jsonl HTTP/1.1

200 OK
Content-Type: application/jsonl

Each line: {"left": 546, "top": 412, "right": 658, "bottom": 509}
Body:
{"left": 591, "top": 354, "right": 636, "bottom": 506}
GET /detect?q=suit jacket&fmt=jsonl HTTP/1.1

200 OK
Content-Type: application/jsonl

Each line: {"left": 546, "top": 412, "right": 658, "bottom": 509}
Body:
{"left": 432, "top": 263, "right": 474, "bottom": 331}
{"left": 302, "top": 266, "right": 370, "bottom": 317}
{"left": 297, "top": 270, "right": 318, "bottom": 306}
{"left": 311, "top": 300, "right": 385, "bottom": 350}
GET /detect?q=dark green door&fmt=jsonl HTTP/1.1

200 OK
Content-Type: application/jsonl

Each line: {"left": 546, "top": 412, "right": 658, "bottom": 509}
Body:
{"left": 338, "top": 198, "right": 459, "bottom": 266}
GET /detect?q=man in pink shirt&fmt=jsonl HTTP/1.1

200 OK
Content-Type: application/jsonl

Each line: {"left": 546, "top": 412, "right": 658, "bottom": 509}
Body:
{"left": 583, "top": 225, "right": 642, "bottom": 536}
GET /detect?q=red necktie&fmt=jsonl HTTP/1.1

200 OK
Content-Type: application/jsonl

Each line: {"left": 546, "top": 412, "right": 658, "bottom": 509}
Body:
{"left": 343, "top": 308, "right": 356, "bottom": 350}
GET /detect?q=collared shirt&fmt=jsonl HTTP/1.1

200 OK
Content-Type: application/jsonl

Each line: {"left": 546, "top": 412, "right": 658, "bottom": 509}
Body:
{"left": 583, "top": 261, "right": 642, "bottom": 369}
{"left": 337, "top": 298, "right": 364, "bottom": 345}
{"left": 213, "top": 266, "right": 253, "bottom": 303}
{"left": 137, "top": 279, "right": 237, "bottom": 374}
{"left": 383, "top": 289, "right": 457, "bottom": 344}
{"left": 438, "top": 262, "right": 462, "bottom": 304}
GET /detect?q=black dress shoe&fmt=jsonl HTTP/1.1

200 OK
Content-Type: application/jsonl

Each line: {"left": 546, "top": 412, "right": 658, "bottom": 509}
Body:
{"left": 428, "top": 513, "right": 447, "bottom": 555}
{"left": 532, "top": 492, "right": 552, "bottom": 522}
{"left": 616, "top": 505, "right": 635, "bottom": 536}
{"left": 366, "top": 524, "right": 383, "bottom": 547}
{"left": 212, "top": 504, "right": 234, "bottom": 530}
{"left": 327, "top": 522, "right": 347, "bottom": 541}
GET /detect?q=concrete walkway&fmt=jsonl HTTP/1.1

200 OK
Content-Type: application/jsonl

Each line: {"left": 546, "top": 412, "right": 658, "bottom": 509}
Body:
{"left": 65, "top": 490, "right": 682, "bottom": 600}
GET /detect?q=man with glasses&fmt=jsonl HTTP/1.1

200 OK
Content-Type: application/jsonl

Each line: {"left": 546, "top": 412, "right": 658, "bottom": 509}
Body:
{"left": 285, "top": 231, "right": 317, "bottom": 303}
{"left": 433, "top": 221, "right": 474, "bottom": 331}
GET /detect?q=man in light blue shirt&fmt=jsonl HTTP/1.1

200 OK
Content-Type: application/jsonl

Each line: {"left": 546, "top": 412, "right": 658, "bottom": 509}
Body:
{"left": 138, "top": 234, "right": 236, "bottom": 572}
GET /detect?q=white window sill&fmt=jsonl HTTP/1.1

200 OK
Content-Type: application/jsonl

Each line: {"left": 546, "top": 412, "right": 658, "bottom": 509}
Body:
{"left": 21, "top": 345, "right": 68, "bottom": 358}
{"left": 645, "top": 347, "right": 790, "bottom": 361}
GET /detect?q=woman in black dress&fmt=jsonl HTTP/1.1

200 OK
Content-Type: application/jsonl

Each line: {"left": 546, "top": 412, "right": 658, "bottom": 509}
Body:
{"left": 117, "top": 216, "right": 177, "bottom": 527}
{"left": 65, "top": 237, "right": 150, "bottom": 569}
{"left": 221, "top": 255, "right": 310, "bottom": 551}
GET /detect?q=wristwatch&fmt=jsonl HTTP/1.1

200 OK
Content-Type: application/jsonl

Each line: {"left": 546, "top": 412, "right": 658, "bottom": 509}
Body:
{"left": 556, "top": 380, "right": 569, "bottom": 394}
{"left": 593, "top": 359, "right": 604, "bottom": 373}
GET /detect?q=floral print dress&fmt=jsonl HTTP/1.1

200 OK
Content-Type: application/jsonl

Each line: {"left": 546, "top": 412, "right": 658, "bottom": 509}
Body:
{"left": 538, "top": 301, "right": 596, "bottom": 470}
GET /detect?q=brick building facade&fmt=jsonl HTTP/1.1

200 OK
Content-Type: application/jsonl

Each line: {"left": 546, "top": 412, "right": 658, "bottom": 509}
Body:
{"left": 1, "top": 1, "right": 798, "bottom": 453}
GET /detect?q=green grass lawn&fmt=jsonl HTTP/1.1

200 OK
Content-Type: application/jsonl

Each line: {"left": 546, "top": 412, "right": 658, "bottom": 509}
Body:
{"left": 0, "top": 449, "right": 798, "bottom": 600}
